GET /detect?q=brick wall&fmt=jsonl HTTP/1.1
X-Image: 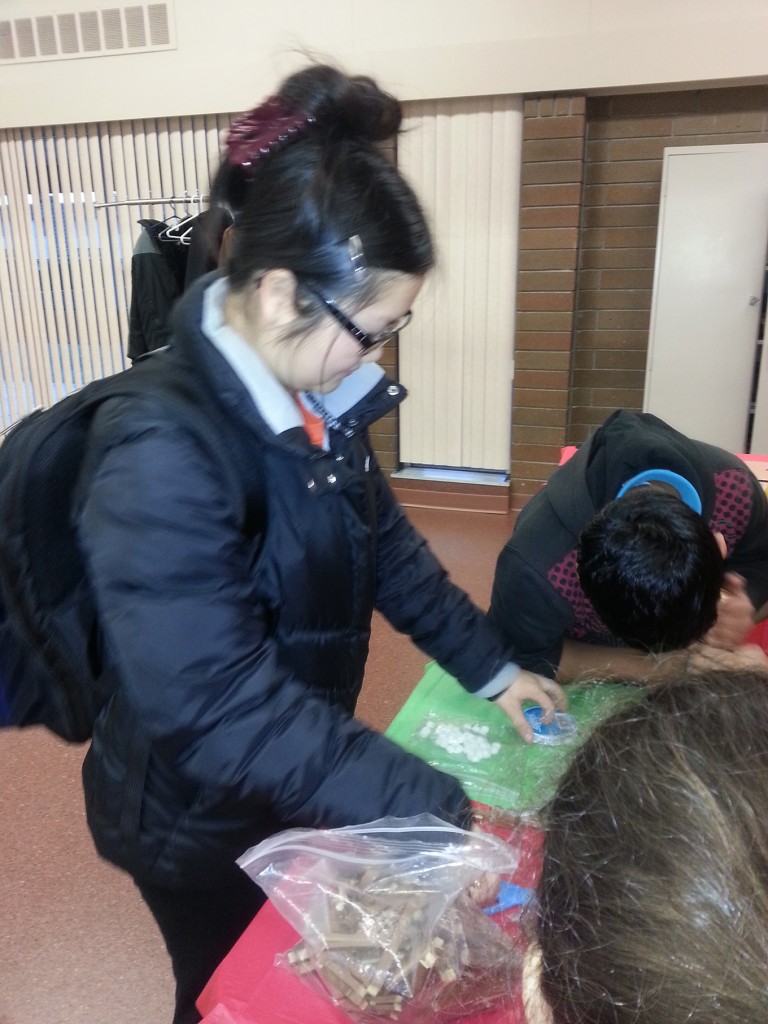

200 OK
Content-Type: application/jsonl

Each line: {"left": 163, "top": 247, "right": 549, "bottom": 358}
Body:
{"left": 571, "top": 85, "right": 768, "bottom": 443}
{"left": 509, "top": 96, "right": 586, "bottom": 514}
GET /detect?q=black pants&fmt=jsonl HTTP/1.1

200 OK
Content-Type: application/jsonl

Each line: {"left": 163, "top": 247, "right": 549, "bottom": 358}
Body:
{"left": 137, "top": 873, "right": 268, "bottom": 1024}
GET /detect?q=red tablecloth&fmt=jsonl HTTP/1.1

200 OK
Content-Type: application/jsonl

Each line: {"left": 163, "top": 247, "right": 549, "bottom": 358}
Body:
{"left": 197, "top": 815, "right": 542, "bottom": 1024}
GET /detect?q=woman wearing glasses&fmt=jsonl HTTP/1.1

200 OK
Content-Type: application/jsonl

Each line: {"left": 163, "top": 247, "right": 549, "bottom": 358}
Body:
{"left": 75, "top": 63, "right": 565, "bottom": 1024}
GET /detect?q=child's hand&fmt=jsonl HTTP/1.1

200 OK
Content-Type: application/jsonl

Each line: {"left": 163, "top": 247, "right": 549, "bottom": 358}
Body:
{"left": 494, "top": 670, "right": 568, "bottom": 743}
{"left": 687, "top": 640, "right": 768, "bottom": 674}
{"left": 703, "top": 572, "right": 755, "bottom": 650}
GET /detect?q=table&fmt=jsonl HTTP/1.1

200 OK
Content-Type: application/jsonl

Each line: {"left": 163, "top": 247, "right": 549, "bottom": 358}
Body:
{"left": 196, "top": 668, "right": 638, "bottom": 1024}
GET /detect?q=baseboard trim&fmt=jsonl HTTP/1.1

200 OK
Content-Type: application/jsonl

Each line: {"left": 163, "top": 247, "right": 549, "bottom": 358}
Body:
{"left": 390, "top": 475, "right": 511, "bottom": 514}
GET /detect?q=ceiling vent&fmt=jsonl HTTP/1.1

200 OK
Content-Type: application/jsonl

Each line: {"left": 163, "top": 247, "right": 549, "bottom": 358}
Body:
{"left": 0, "top": 4, "right": 175, "bottom": 63}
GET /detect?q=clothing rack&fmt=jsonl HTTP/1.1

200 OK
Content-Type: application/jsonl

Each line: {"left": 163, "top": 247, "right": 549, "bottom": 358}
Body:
{"left": 93, "top": 193, "right": 209, "bottom": 210}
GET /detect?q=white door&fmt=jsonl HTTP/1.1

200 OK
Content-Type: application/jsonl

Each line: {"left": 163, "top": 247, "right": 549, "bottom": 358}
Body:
{"left": 644, "top": 144, "right": 768, "bottom": 452}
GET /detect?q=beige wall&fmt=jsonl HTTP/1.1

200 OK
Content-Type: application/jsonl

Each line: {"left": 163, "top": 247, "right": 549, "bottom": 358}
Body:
{"left": 1, "top": 0, "right": 768, "bottom": 129}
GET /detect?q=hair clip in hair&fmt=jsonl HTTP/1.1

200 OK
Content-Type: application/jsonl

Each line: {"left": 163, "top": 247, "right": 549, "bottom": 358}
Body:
{"left": 348, "top": 234, "right": 366, "bottom": 279}
{"left": 226, "top": 96, "right": 314, "bottom": 179}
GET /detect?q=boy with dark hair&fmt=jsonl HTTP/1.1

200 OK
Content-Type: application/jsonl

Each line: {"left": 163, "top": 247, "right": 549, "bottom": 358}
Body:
{"left": 578, "top": 487, "right": 724, "bottom": 652}
{"left": 489, "top": 409, "right": 768, "bottom": 682}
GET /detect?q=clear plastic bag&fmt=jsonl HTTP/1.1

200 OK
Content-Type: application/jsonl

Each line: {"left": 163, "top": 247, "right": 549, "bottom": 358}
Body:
{"left": 237, "top": 814, "right": 524, "bottom": 1023}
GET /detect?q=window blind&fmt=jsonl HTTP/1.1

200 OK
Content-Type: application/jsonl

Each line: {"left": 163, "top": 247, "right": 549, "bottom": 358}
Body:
{"left": 0, "top": 111, "right": 231, "bottom": 431}
{"left": 398, "top": 96, "right": 523, "bottom": 472}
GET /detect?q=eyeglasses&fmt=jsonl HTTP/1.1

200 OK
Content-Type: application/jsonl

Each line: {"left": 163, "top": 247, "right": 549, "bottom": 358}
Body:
{"left": 305, "top": 286, "right": 412, "bottom": 352}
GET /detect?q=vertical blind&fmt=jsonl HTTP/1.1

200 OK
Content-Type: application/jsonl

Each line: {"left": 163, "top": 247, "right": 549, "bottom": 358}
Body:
{"left": 0, "top": 112, "right": 232, "bottom": 431}
{"left": 0, "top": 99, "right": 523, "bottom": 471}
{"left": 398, "top": 96, "right": 523, "bottom": 473}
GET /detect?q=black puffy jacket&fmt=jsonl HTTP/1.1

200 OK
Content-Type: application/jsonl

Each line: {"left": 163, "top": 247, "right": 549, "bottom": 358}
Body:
{"left": 76, "top": 275, "right": 512, "bottom": 889}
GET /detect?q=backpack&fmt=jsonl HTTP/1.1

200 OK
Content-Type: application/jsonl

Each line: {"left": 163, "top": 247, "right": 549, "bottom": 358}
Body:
{"left": 0, "top": 352, "right": 262, "bottom": 743}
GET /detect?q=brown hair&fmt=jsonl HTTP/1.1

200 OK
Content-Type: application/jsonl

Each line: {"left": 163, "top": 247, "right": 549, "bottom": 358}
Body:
{"left": 533, "top": 669, "right": 768, "bottom": 1023}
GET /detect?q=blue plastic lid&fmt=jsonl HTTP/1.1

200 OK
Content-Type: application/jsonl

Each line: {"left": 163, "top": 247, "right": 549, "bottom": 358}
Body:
{"left": 524, "top": 706, "right": 579, "bottom": 746}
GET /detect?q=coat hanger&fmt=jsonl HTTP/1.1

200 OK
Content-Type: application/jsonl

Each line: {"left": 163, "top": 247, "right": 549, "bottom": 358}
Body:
{"left": 158, "top": 212, "right": 197, "bottom": 244}
{"left": 158, "top": 191, "right": 206, "bottom": 245}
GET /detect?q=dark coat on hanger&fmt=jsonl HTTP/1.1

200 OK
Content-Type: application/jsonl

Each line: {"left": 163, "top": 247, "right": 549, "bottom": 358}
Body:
{"left": 126, "top": 219, "right": 188, "bottom": 363}
{"left": 183, "top": 207, "right": 234, "bottom": 288}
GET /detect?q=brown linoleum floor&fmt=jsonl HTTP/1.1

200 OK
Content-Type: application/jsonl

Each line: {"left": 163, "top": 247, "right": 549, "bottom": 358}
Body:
{"left": 0, "top": 505, "right": 513, "bottom": 1024}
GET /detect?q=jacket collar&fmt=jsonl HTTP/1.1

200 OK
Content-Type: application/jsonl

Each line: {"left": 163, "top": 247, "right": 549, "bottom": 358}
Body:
{"left": 171, "top": 272, "right": 406, "bottom": 439}
{"left": 201, "top": 274, "right": 304, "bottom": 435}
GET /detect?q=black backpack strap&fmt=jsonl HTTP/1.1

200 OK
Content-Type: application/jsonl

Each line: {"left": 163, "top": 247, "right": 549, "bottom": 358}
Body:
{"left": 110, "top": 356, "right": 266, "bottom": 537}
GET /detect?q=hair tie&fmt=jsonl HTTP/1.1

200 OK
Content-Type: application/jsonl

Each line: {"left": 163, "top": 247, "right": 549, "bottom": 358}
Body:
{"left": 226, "top": 96, "right": 314, "bottom": 179}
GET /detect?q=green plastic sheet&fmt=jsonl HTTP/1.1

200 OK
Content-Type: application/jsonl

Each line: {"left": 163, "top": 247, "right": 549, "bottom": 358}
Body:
{"left": 386, "top": 663, "right": 641, "bottom": 813}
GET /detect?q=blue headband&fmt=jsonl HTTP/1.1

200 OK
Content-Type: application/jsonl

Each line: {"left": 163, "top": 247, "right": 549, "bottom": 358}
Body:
{"left": 616, "top": 469, "right": 702, "bottom": 514}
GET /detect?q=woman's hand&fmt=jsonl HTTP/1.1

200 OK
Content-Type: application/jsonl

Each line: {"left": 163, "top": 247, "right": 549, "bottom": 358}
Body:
{"left": 494, "top": 670, "right": 568, "bottom": 743}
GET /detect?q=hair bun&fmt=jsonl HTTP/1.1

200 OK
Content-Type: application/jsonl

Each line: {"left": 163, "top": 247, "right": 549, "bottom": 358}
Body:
{"left": 210, "top": 60, "right": 433, "bottom": 288}
{"left": 279, "top": 64, "right": 402, "bottom": 144}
